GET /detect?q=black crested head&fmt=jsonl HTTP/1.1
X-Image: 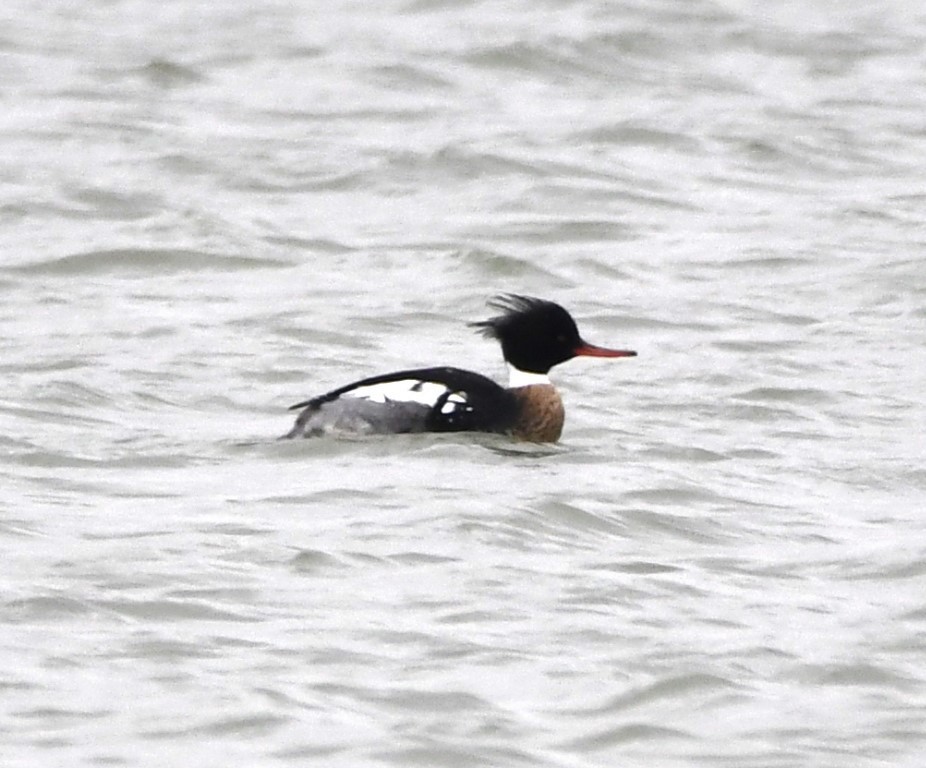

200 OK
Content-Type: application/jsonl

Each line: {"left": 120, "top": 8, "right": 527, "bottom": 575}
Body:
{"left": 469, "top": 294, "right": 584, "bottom": 373}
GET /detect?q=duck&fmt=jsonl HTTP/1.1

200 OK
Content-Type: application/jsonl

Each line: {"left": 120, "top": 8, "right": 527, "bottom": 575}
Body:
{"left": 285, "top": 294, "right": 636, "bottom": 442}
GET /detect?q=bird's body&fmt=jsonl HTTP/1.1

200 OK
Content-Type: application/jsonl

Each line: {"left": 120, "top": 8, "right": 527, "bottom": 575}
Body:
{"left": 284, "top": 295, "right": 635, "bottom": 442}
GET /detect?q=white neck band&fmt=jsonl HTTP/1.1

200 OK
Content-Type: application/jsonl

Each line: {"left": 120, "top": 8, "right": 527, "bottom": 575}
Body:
{"left": 507, "top": 365, "right": 551, "bottom": 387}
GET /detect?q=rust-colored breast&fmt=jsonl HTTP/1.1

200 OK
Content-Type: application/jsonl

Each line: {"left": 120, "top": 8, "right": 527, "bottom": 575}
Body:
{"left": 509, "top": 384, "right": 565, "bottom": 442}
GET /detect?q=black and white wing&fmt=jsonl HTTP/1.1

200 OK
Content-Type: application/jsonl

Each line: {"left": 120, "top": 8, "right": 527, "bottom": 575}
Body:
{"left": 284, "top": 366, "right": 517, "bottom": 438}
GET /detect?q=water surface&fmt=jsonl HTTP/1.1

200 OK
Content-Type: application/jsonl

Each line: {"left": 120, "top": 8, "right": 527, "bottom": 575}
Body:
{"left": 2, "top": 1, "right": 925, "bottom": 766}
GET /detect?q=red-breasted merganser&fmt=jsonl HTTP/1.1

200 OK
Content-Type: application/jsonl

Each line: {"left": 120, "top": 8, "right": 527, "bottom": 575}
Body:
{"left": 285, "top": 295, "right": 636, "bottom": 442}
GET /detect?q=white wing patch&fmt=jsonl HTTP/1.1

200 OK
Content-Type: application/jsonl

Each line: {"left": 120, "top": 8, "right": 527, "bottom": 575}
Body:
{"left": 347, "top": 379, "right": 467, "bottom": 410}
{"left": 440, "top": 394, "right": 469, "bottom": 414}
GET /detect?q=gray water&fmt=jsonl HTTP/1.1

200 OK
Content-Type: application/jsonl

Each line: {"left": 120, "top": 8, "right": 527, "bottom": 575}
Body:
{"left": 2, "top": 1, "right": 925, "bottom": 766}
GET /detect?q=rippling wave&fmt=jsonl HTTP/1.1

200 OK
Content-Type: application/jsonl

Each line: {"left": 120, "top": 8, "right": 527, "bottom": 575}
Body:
{"left": 2, "top": 1, "right": 924, "bottom": 766}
